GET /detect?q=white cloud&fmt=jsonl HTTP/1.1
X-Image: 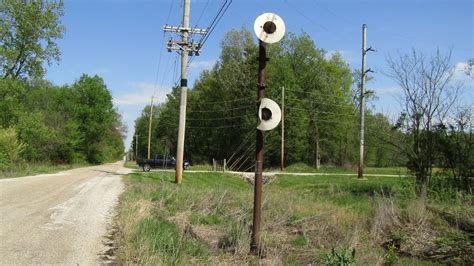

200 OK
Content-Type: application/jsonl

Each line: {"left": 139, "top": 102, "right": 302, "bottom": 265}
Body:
{"left": 113, "top": 82, "right": 170, "bottom": 106}
{"left": 453, "top": 62, "right": 473, "bottom": 81}
{"left": 189, "top": 60, "right": 216, "bottom": 70}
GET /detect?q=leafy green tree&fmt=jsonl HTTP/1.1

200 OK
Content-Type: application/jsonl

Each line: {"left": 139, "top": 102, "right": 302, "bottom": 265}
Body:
{"left": 70, "top": 74, "right": 116, "bottom": 164}
{"left": 14, "top": 111, "right": 57, "bottom": 161}
{"left": 0, "top": 77, "right": 26, "bottom": 127}
{"left": 364, "top": 112, "right": 405, "bottom": 167}
{"left": 133, "top": 29, "right": 368, "bottom": 169}
{"left": 433, "top": 107, "right": 473, "bottom": 191}
{"left": 0, "top": 0, "right": 65, "bottom": 79}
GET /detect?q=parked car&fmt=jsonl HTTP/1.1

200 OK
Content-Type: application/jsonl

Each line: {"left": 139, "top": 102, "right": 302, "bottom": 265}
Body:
{"left": 137, "top": 155, "right": 190, "bottom": 172}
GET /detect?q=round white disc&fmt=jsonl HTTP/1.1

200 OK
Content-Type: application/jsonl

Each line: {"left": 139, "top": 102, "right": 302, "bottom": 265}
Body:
{"left": 253, "top": 13, "right": 286, "bottom": 44}
{"left": 257, "top": 98, "right": 282, "bottom": 131}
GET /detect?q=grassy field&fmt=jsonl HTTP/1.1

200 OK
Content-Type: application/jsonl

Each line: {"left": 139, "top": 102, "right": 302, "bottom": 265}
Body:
{"left": 0, "top": 163, "right": 89, "bottom": 179}
{"left": 115, "top": 171, "right": 472, "bottom": 265}
{"left": 124, "top": 160, "right": 139, "bottom": 169}
{"left": 282, "top": 163, "right": 409, "bottom": 176}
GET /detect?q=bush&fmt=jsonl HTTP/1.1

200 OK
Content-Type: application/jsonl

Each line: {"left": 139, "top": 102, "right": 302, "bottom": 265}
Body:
{"left": 0, "top": 128, "right": 25, "bottom": 169}
{"left": 321, "top": 247, "right": 356, "bottom": 266}
{"left": 429, "top": 173, "right": 465, "bottom": 204}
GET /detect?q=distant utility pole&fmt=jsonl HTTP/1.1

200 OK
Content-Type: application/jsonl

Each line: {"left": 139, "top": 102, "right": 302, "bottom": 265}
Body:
{"left": 358, "top": 24, "right": 375, "bottom": 179}
{"left": 164, "top": 0, "right": 208, "bottom": 184}
{"left": 280, "top": 86, "right": 285, "bottom": 171}
{"left": 147, "top": 96, "right": 154, "bottom": 160}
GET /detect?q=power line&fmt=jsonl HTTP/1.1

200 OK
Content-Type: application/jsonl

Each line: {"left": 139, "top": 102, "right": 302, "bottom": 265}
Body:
{"left": 186, "top": 113, "right": 254, "bottom": 121}
{"left": 189, "top": 0, "right": 232, "bottom": 65}
{"left": 286, "top": 97, "right": 355, "bottom": 109}
{"left": 285, "top": 106, "right": 356, "bottom": 117}
{"left": 284, "top": 87, "right": 353, "bottom": 99}
{"left": 194, "top": 0, "right": 210, "bottom": 27}
{"left": 188, "top": 104, "right": 253, "bottom": 113}
{"left": 151, "top": 0, "right": 176, "bottom": 97}
{"left": 200, "top": 0, "right": 232, "bottom": 46}
{"left": 187, "top": 124, "right": 249, "bottom": 129}
{"left": 283, "top": 0, "right": 347, "bottom": 41}
{"left": 227, "top": 129, "right": 255, "bottom": 162}
{"left": 190, "top": 95, "right": 256, "bottom": 105}
{"left": 285, "top": 115, "right": 354, "bottom": 124}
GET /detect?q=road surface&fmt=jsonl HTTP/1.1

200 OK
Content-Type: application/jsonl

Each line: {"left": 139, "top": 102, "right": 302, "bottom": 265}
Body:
{"left": 0, "top": 161, "right": 130, "bottom": 264}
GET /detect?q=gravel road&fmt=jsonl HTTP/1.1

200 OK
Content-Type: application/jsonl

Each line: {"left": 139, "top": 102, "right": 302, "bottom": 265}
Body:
{"left": 0, "top": 161, "right": 130, "bottom": 264}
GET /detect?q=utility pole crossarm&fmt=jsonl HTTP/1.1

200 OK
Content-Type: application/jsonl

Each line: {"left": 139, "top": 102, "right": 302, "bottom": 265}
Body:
{"left": 163, "top": 25, "right": 208, "bottom": 34}
{"left": 164, "top": 16, "right": 208, "bottom": 57}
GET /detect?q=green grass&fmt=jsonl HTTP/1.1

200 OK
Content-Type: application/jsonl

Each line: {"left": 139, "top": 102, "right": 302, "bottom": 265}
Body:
{"left": 123, "top": 160, "right": 139, "bottom": 169}
{"left": 135, "top": 217, "right": 209, "bottom": 264}
{"left": 282, "top": 163, "right": 409, "bottom": 176}
{"left": 189, "top": 164, "right": 213, "bottom": 171}
{"left": 116, "top": 171, "right": 470, "bottom": 265}
{"left": 292, "top": 235, "right": 308, "bottom": 247}
{"left": 116, "top": 172, "right": 251, "bottom": 264}
{"left": 0, "top": 162, "right": 89, "bottom": 179}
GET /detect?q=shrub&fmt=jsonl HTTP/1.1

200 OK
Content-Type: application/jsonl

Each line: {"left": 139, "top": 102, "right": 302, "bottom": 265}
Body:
{"left": 0, "top": 128, "right": 25, "bottom": 169}
{"left": 321, "top": 247, "right": 356, "bottom": 266}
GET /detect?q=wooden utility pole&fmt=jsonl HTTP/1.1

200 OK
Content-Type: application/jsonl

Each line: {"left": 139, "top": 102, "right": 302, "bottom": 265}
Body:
{"left": 164, "top": 0, "right": 207, "bottom": 184}
{"left": 358, "top": 24, "right": 374, "bottom": 179}
{"left": 147, "top": 96, "right": 154, "bottom": 160}
{"left": 316, "top": 138, "right": 320, "bottom": 170}
{"left": 280, "top": 86, "right": 285, "bottom": 171}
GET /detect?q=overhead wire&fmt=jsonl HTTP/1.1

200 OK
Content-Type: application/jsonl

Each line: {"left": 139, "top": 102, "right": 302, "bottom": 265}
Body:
{"left": 186, "top": 113, "right": 254, "bottom": 121}
{"left": 285, "top": 106, "right": 356, "bottom": 117}
{"left": 284, "top": 86, "right": 353, "bottom": 99}
{"left": 283, "top": 0, "right": 347, "bottom": 41}
{"left": 186, "top": 124, "right": 250, "bottom": 129}
{"left": 199, "top": 0, "right": 232, "bottom": 47}
{"left": 227, "top": 129, "right": 255, "bottom": 163}
{"left": 188, "top": 104, "right": 253, "bottom": 113}
{"left": 190, "top": 95, "right": 256, "bottom": 105}
{"left": 151, "top": 0, "right": 176, "bottom": 97}
{"left": 194, "top": 0, "right": 210, "bottom": 27}
{"left": 239, "top": 131, "right": 281, "bottom": 173}
{"left": 188, "top": 0, "right": 233, "bottom": 65}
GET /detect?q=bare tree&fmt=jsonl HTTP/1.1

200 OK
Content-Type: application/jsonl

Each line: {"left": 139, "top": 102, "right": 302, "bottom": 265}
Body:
{"left": 386, "top": 49, "right": 460, "bottom": 198}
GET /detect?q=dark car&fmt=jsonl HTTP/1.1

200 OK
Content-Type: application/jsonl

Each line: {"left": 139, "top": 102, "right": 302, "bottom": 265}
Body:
{"left": 137, "top": 155, "right": 190, "bottom": 172}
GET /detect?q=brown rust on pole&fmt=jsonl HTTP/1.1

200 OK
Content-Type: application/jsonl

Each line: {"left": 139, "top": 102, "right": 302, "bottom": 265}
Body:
{"left": 250, "top": 40, "right": 266, "bottom": 256}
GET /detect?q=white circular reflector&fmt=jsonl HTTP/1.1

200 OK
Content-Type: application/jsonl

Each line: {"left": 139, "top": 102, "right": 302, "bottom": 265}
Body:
{"left": 257, "top": 98, "right": 282, "bottom": 131}
{"left": 254, "top": 13, "right": 285, "bottom": 44}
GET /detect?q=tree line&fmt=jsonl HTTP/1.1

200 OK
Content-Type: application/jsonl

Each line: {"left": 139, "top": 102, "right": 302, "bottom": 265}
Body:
{"left": 0, "top": 75, "right": 125, "bottom": 169}
{"left": 0, "top": 0, "right": 125, "bottom": 171}
{"left": 132, "top": 28, "right": 402, "bottom": 170}
{"left": 133, "top": 28, "right": 473, "bottom": 196}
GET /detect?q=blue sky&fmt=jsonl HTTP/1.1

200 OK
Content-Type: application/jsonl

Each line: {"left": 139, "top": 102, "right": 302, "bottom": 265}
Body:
{"left": 45, "top": 0, "right": 473, "bottom": 149}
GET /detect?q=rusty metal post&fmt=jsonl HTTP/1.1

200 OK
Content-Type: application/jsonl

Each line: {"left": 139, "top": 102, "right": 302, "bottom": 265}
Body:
{"left": 250, "top": 40, "right": 267, "bottom": 256}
